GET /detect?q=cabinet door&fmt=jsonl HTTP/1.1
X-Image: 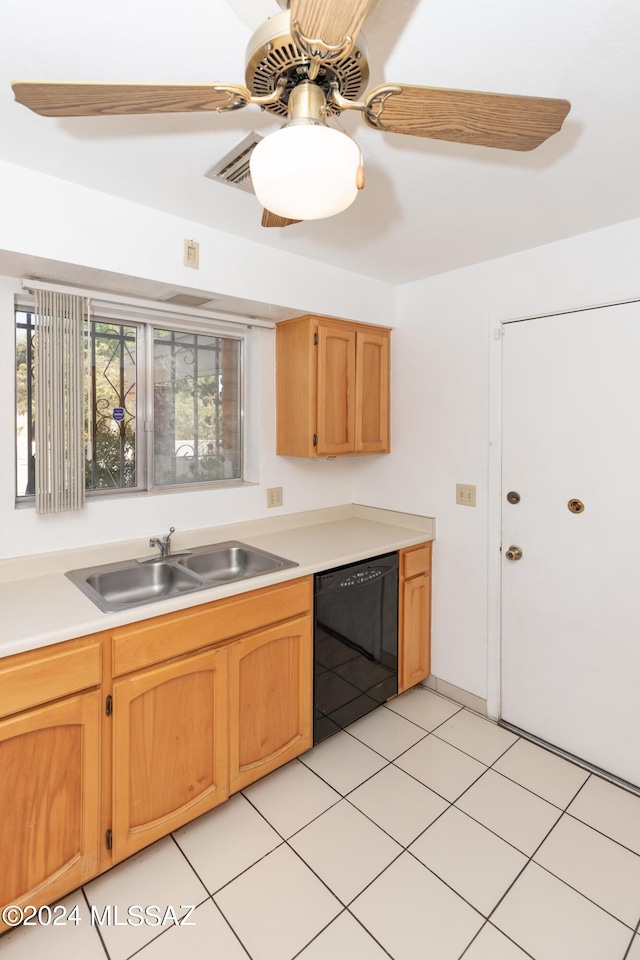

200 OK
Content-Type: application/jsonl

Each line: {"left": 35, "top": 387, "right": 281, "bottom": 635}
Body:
{"left": 0, "top": 692, "right": 101, "bottom": 926}
{"left": 316, "top": 321, "right": 357, "bottom": 455}
{"left": 355, "top": 329, "right": 390, "bottom": 453}
{"left": 399, "top": 573, "right": 432, "bottom": 693}
{"left": 229, "top": 616, "right": 312, "bottom": 793}
{"left": 112, "top": 646, "right": 228, "bottom": 863}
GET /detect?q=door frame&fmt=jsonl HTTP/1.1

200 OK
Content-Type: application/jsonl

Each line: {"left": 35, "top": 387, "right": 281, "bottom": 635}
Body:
{"left": 486, "top": 291, "right": 640, "bottom": 722}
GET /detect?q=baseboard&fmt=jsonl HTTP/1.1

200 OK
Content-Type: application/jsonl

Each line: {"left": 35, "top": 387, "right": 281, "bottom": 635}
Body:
{"left": 421, "top": 675, "right": 488, "bottom": 717}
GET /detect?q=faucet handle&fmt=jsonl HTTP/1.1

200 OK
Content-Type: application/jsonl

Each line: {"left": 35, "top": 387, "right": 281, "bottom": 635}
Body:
{"left": 162, "top": 526, "right": 176, "bottom": 555}
{"left": 147, "top": 527, "right": 176, "bottom": 556}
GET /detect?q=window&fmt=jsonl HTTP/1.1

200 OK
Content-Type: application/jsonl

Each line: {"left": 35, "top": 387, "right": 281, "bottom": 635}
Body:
{"left": 86, "top": 320, "right": 138, "bottom": 492}
{"left": 153, "top": 328, "right": 241, "bottom": 486}
{"left": 16, "top": 307, "right": 243, "bottom": 501}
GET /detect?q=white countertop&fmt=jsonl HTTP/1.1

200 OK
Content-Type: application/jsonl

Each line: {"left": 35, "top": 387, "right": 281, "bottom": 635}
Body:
{"left": 0, "top": 504, "right": 434, "bottom": 659}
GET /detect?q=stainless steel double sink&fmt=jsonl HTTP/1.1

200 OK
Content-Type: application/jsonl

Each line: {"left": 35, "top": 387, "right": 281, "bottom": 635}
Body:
{"left": 66, "top": 541, "right": 298, "bottom": 613}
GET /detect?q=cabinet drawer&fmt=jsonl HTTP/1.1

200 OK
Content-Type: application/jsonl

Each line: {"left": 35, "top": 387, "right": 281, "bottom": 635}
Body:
{"left": 401, "top": 543, "right": 431, "bottom": 579}
{"left": 0, "top": 640, "right": 102, "bottom": 720}
{"left": 113, "top": 577, "right": 313, "bottom": 676}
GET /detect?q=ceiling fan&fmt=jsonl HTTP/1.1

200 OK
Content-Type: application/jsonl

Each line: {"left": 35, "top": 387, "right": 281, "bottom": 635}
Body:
{"left": 11, "top": 0, "right": 571, "bottom": 227}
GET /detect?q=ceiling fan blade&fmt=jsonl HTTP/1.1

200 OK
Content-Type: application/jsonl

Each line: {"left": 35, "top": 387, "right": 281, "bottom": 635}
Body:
{"left": 11, "top": 81, "right": 251, "bottom": 117}
{"left": 363, "top": 84, "right": 571, "bottom": 151}
{"left": 262, "top": 209, "right": 302, "bottom": 228}
{"left": 290, "top": 0, "right": 374, "bottom": 54}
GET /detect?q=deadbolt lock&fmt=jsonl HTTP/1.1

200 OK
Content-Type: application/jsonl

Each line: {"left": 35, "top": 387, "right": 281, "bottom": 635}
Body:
{"left": 568, "top": 499, "right": 585, "bottom": 514}
{"left": 505, "top": 545, "right": 523, "bottom": 561}
{"left": 506, "top": 491, "right": 521, "bottom": 504}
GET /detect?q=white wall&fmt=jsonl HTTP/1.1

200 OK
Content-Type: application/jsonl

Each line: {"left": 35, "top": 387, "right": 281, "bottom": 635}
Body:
{"left": 0, "top": 159, "right": 394, "bottom": 326}
{"left": 1, "top": 274, "right": 359, "bottom": 559}
{"left": 0, "top": 160, "right": 396, "bottom": 559}
{"left": 353, "top": 216, "right": 640, "bottom": 700}
{"left": 5, "top": 154, "right": 640, "bottom": 696}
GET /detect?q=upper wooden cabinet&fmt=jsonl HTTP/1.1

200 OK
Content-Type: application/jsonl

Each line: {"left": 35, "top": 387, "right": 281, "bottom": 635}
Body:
{"left": 277, "top": 315, "right": 390, "bottom": 457}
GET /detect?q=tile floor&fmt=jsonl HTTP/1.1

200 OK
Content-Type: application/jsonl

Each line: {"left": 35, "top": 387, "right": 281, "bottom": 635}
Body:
{"left": 3, "top": 685, "right": 640, "bottom": 959}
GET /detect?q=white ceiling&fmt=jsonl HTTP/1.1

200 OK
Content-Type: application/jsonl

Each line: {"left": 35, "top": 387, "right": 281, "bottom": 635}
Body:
{"left": 1, "top": 0, "right": 639, "bottom": 285}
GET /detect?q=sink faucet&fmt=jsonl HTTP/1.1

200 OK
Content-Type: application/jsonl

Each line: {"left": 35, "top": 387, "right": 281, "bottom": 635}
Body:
{"left": 137, "top": 527, "right": 192, "bottom": 563}
{"left": 149, "top": 526, "right": 175, "bottom": 558}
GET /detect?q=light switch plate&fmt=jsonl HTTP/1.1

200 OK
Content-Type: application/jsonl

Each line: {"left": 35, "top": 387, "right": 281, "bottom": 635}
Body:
{"left": 184, "top": 239, "right": 200, "bottom": 269}
{"left": 456, "top": 483, "right": 476, "bottom": 507}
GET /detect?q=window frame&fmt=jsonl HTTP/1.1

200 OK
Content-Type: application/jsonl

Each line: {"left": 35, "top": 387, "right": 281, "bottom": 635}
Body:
{"left": 143, "top": 320, "right": 245, "bottom": 495}
{"left": 15, "top": 300, "right": 247, "bottom": 504}
{"left": 85, "top": 315, "right": 146, "bottom": 499}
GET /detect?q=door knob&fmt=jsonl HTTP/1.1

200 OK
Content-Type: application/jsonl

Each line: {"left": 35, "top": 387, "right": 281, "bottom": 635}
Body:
{"left": 505, "top": 545, "right": 523, "bottom": 561}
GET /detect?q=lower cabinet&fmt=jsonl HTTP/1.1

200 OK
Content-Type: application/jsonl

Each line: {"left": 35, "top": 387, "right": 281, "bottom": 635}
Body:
{"left": 0, "top": 691, "right": 101, "bottom": 920}
{"left": 229, "top": 616, "right": 312, "bottom": 793}
{"left": 109, "top": 577, "right": 313, "bottom": 861}
{"left": 112, "top": 645, "right": 229, "bottom": 863}
{"left": 398, "top": 543, "right": 432, "bottom": 693}
{"left": 0, "top": 548, "right": 433, "bottom": 926}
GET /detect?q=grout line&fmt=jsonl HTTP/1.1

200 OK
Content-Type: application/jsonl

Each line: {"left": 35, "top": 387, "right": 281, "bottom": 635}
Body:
{"left": 242, "top": 764, "right": 344, "bottom": 844}
{"left": 395, "top": 742, "right": 492, "bottom": 809}
{"left": 123, "top": 898, "right": 251, "bottom": 960}
{"left": 203, "top": 901, "right": 253, "bottom": 960}
{"left": 347, "top": 729, "right": 431, "bottom": 766}
{"left": 498, "top": 721, "right": 640, "bottom": 800}
{"left": 563, "top": 808, "right": 640, "bottom": 862}
{"left": 17, "top": 697, "right": 640, "bottom": 960}
{"left": 80, "top": 888, "right": 111, "bottom": 960}
{"left": 429, "top": 728, "right": 516, "bottom": 769}
{"left": 340, "top": 792, "right": 416, "bottom": 850}
{"left": 477, "top": 766, "right": 564, "bottom": 812}
{"left": 414, "top": 683, "right": 470, "bottom": 710}
{"left": 564, "top": 771, "right": 592, "bottom": 808}
{"left": 345, "top": 908, "right": 397, "bottom": 959}
{"left": 342, "top": 848, "right": 407, "bottom": 908}
{"left": 384, "top": 699, "right": 465, "bottom": 734}
{"left": 203, "top": 837, "right": 288, "bottom": 898}
{"left": 483, "top": 806, "right": 572, "bottom": 923}
{"left": 456, "top": 921, "right": 490, "bottom": 960}
{"left": 282, "top": 836, "right": 373, "bottom": 908}
{"left": 482, "top": 765, "right": 639, "bottom": 939}
{"left": 456, "top": 920, "right": 537, "bottom": 960}
{"left": 447, "top": 798, "right": 538, "bottom": 860}
{"left": 383, "top": 696, "right": 463, "bottom": 731}
{"left": 530, "top": 859, "right": 637, "bottom": 932}
{"left": 168, "top": 832, "right": 217, "bottom": 898}
{"left": 403, "top": 847, "right": 488, "bottom": 921}
{"left": 256, "top": 786, "right": 410, "bottom": 914}
{"left": 621, "top": 915, "right": 640, "bottom": 960}
{"left": 288, "top": 909, "right": 349, "bottom": 960}
{"left": 169, "top": 797, "right": 286, "bottom": 903}
{"left": 561, "top": 766, "right": 640, "bottom": 852}
{"left": 298, "top": 740, "right": 395, "bottom": 796}
{"left": 396, "top": 723, "right": 496, "bottom": 769}
{"left": 121, "top": 888, "right": 213, "bottom": 960}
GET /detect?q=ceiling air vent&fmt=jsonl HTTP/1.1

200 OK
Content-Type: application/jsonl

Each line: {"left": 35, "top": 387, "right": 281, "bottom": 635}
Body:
{"left": 161, "top": 293, "right": 220, "bottom": 308}
{"left": 204, "top": 132, "right": 263, "bottom": 195}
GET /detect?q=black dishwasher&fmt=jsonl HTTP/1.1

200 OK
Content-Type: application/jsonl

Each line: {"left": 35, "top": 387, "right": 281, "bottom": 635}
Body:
{"left": 314, "top": 552, "right": 398, "bottom": 743}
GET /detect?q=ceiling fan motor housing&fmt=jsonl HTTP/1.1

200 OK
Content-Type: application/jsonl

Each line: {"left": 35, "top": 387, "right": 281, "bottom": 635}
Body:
{"left": 245, "top": 10, "right": 369, "bottom": 116}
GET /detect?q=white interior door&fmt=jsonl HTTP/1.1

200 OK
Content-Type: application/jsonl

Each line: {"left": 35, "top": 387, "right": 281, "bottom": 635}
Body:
{"left": 501, "top": 302, "right": 640, "bottom": 786}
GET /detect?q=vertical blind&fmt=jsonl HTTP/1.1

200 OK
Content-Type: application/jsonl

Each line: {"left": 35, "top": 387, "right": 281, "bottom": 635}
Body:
{"left": 34, "top": 289, "right": 87, "bottom": 513}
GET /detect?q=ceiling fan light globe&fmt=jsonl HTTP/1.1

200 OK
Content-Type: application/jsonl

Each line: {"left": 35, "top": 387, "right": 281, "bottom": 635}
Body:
{"left": 250, "top": 123, "right": 360, "bottom": 220}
